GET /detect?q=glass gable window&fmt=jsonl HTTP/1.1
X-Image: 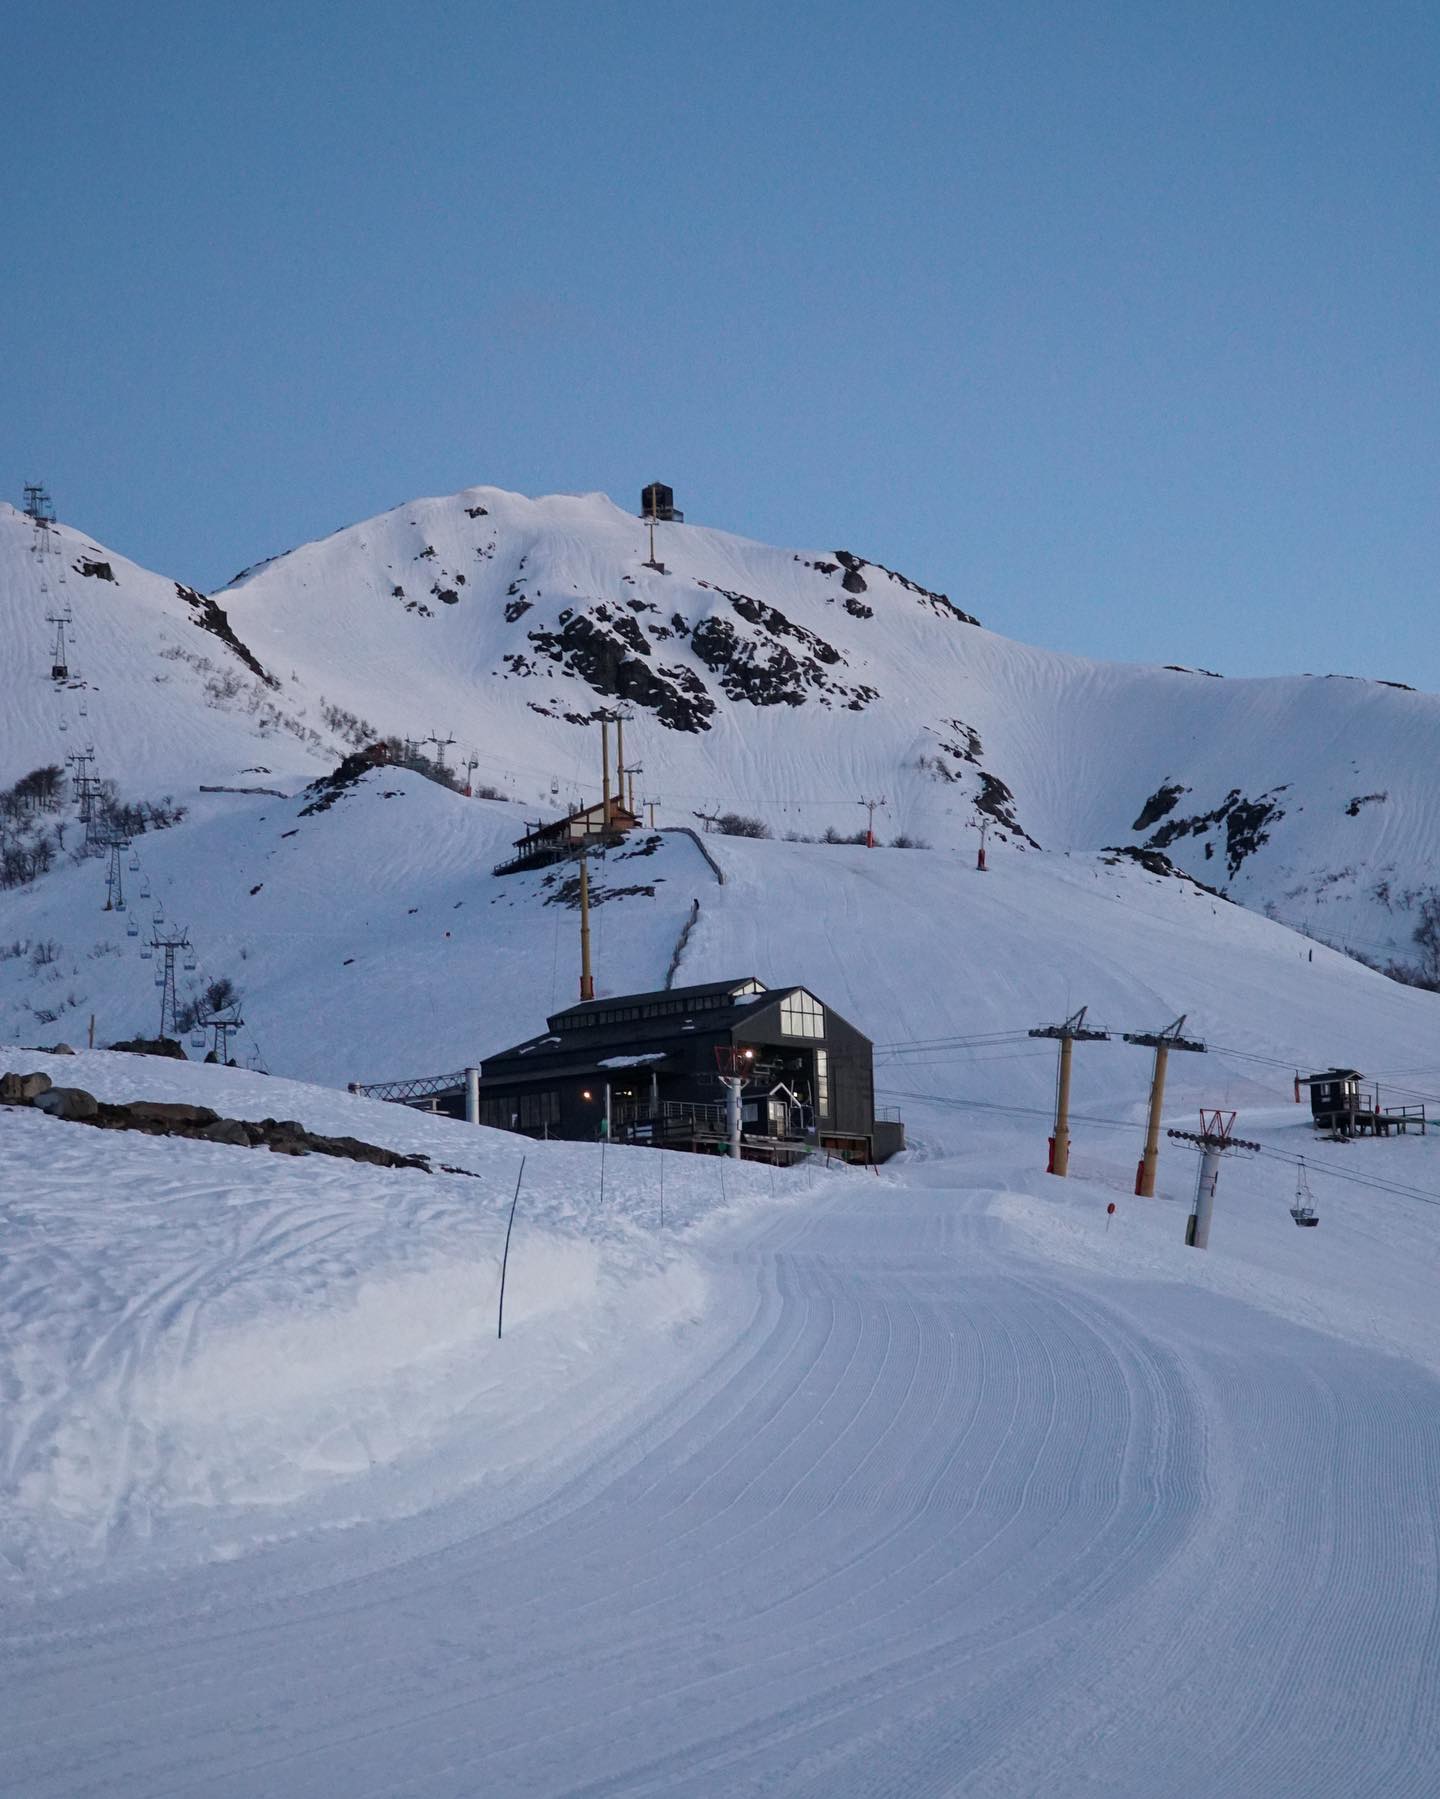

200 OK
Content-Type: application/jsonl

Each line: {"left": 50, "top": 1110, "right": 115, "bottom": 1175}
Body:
{"left": 815, "top": 1049, "right": 830, "bottom": 1117}
{"left": 779, "top": 991, "right": 824, "bottom": 1039}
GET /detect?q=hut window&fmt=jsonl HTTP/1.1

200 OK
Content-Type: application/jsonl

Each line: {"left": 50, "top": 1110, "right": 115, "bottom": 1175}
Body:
{"left": 815, "top": 1049, "right": 830, "bottom": 1117}
{"left": 780, "top": 992, "right": 824, "bottom": 1039}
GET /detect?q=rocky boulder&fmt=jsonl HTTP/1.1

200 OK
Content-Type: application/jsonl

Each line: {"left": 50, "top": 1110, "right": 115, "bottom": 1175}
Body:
{"left": 107, "top": 1037, "right": 188, "bottom": 1060}
{"left": 32, "top": 1086, "right": 100, "bottom": 1121}
{"left": 128, "top": 1101, "right": 220, "bottom": 1128}
{"left": 1, "top": 1070, "right": 53, "bottom": 1104}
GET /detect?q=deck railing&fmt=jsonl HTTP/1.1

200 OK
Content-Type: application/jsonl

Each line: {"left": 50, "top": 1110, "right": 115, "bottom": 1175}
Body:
{"left": 350, "top": 1070, "right": 466, "bottom": 1105}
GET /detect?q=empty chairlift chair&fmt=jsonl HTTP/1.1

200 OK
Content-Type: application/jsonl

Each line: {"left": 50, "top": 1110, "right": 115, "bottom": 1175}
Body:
{"left": 1290, "top": 1160, "right": 1319, "bottom": 1228}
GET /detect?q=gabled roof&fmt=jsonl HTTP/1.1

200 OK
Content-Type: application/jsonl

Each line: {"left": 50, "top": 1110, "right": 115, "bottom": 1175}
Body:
{"left": 514, "top": 798, "right": 641, "bottom": 849}
{"left": 549, "top": 976, "right": 766, "bottom": 1028}
{"left": 478, "top": 978, "right": 869, "bottom": 1079}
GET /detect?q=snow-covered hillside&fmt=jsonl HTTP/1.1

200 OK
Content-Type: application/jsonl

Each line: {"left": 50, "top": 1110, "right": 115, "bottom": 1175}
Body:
{"left": 4, "top": 973, "right": 1439, "bottom": 1791}
{"left": 4, "top": 486, "right": 1439, "bottom": 974}
{"left": 5, "top": 487, "right": 1440, "bottom": 1794}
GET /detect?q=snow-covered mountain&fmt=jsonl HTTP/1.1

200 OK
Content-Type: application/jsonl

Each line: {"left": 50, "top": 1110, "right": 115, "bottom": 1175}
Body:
{"left": 7, "top": 488, "right": 1440, "bottom": 1794}
{"left": 3, "top": 486, "right": 1435, "bottom": 982}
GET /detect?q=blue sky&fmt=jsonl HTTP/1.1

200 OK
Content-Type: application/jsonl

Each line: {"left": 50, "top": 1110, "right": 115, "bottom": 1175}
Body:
{"left": 3, "top": 0, "right": 1435, "bottom": 684}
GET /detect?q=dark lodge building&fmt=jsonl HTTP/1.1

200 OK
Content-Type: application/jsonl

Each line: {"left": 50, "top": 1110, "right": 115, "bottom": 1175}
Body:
{"left": 469, "top": 977, "right": 903, "bottom": 1163}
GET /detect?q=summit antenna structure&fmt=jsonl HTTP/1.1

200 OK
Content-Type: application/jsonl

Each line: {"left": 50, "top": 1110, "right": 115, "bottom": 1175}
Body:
{"left": 639, "top": 482, "right": 680, "bottom": 573}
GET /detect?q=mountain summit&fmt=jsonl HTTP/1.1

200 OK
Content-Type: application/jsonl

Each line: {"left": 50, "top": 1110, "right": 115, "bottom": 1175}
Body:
{"left": 3, "top": 484, "right": 1437, "bottom": 974}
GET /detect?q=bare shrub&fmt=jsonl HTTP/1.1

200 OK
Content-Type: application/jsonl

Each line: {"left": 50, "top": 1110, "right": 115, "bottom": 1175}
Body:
{"left": 716, "top": 813, "right": 770, "bottom": 839}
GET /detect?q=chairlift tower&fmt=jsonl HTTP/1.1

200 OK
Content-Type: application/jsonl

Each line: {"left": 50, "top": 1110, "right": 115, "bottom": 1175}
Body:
{"left": 1029, "top": 1006, "right": 1110, "bottom": 1176}
{"left": 1123, "top": 1015, "right": 1207, "bottom": 1196}
{"left": 71, "top": 750, "right": 96, "bottom": 808}
{"left": 204, "top": 1011, "right": 245, "bottom": 1064}
{"left": 715, "top": 1045, "right": 755, "bottom": 1161}
{"left": 46, "top": 609, "right": 71, "bottom": 681}
{"left": 24, "top": 483, "right": 62, "bottom": 594}
{"left": 423, "top": 731, "right": 456, "bottom": 771}
{"left": 1166, "top": 1111, "right": 1260, "bottom": 1249}
{"left": 150, "top": 929, "right": 193, "bottom": 1040}
{"left": 101, "top": 836, "right": 130, "bottom": 912}
{"left": 858, "top": 795, "right": 886, "bottom": 848}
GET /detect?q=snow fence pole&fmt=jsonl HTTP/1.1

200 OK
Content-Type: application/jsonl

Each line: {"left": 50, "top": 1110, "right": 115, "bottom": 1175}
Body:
{"left": 497, "top": 1156, "right": 526, "bottom": 1340}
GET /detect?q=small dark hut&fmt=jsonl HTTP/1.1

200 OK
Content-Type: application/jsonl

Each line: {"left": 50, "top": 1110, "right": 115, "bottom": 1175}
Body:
{"left": 1303, "top": 1067, "right": 1426, "bottom": 1138}
{"left": 640, "top": 482, "right": 683, "bottom": 523}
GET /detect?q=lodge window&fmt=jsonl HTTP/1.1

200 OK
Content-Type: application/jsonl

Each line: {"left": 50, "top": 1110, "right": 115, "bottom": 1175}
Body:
{"left": 815, "top": 1049, "right": 830, "bottom": 1117}
{"left": 518, "top": 1091, "right": 560, "bottom": 1128}
{"left": 479, "top": 1096, "right": 514, "bottom": 1129}
{"left": 780, "top": 992, "right": 824, "bottom": 1039}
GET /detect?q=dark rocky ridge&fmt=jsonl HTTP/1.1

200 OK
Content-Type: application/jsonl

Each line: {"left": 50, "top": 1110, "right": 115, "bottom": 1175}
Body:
{"left": 1, "top": 1070, "right": 432, "bottom": 1170}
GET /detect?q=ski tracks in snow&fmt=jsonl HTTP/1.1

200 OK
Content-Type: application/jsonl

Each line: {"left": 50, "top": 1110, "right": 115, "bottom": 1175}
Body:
{"left": 7, "top": 1166, "right": 1435, "bottom": 1794}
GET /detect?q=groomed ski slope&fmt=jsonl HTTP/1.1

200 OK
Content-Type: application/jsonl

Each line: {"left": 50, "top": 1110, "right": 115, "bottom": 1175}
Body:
{"left": 2, "top": 1051, "right": 1437, "bottom": 1795}
{"left": 4, "top": 820, "right": 1440, "bottom": 1794}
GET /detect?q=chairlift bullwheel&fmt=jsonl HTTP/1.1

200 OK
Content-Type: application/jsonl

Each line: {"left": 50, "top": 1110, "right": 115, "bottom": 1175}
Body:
{"left": 1290, "top": 1158, "right": 1320, "bottom": 1228}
